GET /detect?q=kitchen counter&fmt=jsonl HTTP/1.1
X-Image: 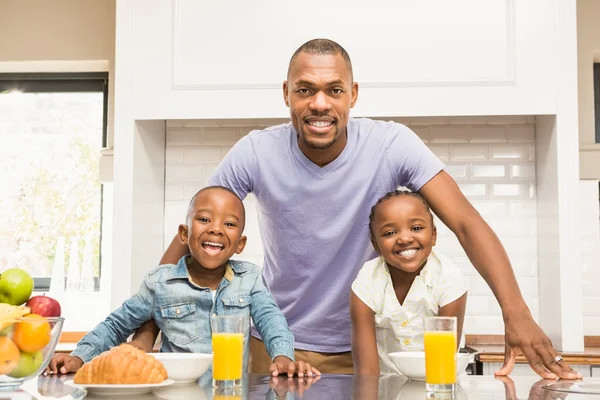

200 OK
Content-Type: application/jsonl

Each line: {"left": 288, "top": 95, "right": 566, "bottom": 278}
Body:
{"left": 8, "top": 373, "right": 600, "bottom": 399}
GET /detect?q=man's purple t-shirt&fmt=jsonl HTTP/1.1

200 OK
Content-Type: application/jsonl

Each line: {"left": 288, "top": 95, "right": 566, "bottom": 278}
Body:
{"left": 207, "top": 118, "right": 445, "bottom": 352}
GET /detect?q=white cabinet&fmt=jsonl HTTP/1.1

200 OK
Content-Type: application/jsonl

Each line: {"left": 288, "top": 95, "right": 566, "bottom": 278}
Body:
{"left": 120, "top": 0, "right": 558, "bottom": 120}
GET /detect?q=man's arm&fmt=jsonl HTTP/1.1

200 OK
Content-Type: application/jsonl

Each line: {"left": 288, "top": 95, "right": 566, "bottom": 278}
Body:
{"left": 419, "top": 171, "right": 580, "bottom": 380}
{"left": 161, "top": 235, "right": 189, "bottom": 264}
{"left": 130, "top": 319, "right": 161, "bottom": 352}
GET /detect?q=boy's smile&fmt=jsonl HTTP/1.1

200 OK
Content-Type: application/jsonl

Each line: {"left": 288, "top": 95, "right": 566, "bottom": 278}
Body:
{"left": 179, "top": 187, "right": 247, "bottom": 272}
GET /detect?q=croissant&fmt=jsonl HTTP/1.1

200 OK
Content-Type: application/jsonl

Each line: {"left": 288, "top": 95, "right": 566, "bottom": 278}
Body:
{"left": 74, "top": 343, "right": 167, "bottom": 384}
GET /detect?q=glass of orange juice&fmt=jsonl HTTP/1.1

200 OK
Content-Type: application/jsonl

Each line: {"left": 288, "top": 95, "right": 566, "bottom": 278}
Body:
{"left": 424, "top": 316, "right": 457, "bottom": 393}
{"left": 211, "top": 315, "right": 247, "bottom": 389}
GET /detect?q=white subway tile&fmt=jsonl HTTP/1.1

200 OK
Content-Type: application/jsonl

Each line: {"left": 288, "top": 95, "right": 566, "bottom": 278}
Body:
{"left": 165, "top": 147, "right": 184, "bottom": 164}
{"left": 409, "top": 126, "right": 430, "bottom": 143}
{"left": 486, "top": 115, "right": 530, "bottom": 124}
{"left": 503, "top": 238, "right": 538, "bottom": 257}
{"left": 509, "top": 257, "right": 539, "bottom": 277}
{"left": 469, "top": 125, "right": 507, "bottom": 143}
{"left": 583, "top": 297, "right": 600, "bottom": 316}
{"left": 430, "top": 126, "right": 469, "bottom": 143}
{"left": 584, "top": 316, "right": 600, "bottom": 335}
{"left": 219, "top": 119, "right": 262, "bottom": 128}
{"left": 167, "top": 119, "right": 221, "bottom": 128}
{"left": 509, "top": 201, "right": 537, "bottom": 217}
{"left": 183, "top": 183, "right": 203, "bottom": 201}
{"left": 449, "top": 116, "right": 487, "bottom": 125}
{"left": 165, "top": 183, "right": 184, "bottom": 201}
{"left": 458, "top": 183, "right": 487, "bottom": 197}
{"left": 166, "top": 165, "right": 203, "bottom": 183}
{"left": 492, "top": 183, "right": 529, "bottom": 197}
{"left": 201, "top": 164, "right": 219, "bottom": 185}
{"left": 166, "top": 128, "right": 203, "bottom": 146}
{"left": 510, "top": 164, "right": 536, "bottom": 179}
{"left": 463, "top": 315, "right": 504, "bottom": 334}
{"left": 183, "top": 146, "right": 223, "bottom": 164}
{"left": 449, "top": 145, "right": 489, "bottom": 161}
{"left": 490, "top": 145, "right": 528, "bottom": 160}
{"left": 427, "top": 144, "right": 449, "bottom": 161}
{"left": 466, "top": 296, "right": 502, "bottom": 315}
{"left": 254, "top": 118, "right": 288, "bottom": 127}
{"left": 408, "top": 116, "right": 450, "bottom": 125}
{"left": 471, "top": 164, "right": 506, "bottom": 179}
{"left": 470, "top": 201, "right": 509, "bottom": 217}
{"left": 221, "top": 145, "right": 233, "bottom": 158}
{"left": 164, "top": 200, "right": 187, "bottom": 227}
{"left": 468, "top": 275, "right": 494, "bottom": 296}
{"left": 507, "top": 125, "right": 535, "bottom": 143}
{"left": 488, "top": 218, "right": 535, "bottom": 237}
{"left": 198, "top": 128, "right": 240, "bottom": 145}
{"left": 444, "top": 164, "right": 468, "bottom": 179}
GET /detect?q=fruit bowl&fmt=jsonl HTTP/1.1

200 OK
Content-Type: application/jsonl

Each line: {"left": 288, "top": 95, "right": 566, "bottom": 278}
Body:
{"left": 0, "top": 316, "right": 64, "bottom": 390}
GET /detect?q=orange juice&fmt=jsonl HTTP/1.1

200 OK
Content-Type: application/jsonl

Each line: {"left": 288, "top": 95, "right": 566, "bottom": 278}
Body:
{"left": 212, "top": 332, "right": 244, "bottom": 380}
{"left": 424, "top": 331, "right": 457, "bottom": 384}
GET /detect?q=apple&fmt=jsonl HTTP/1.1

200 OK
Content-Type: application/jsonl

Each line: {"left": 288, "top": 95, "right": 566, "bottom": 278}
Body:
{"left": 7, "top": 350, "right": 43, "bottom": 378}
{"left": 0, "top": 269, "right": 34, "bottom": 306}
{"left": 25, "top": 295, "right": 61, "bottom": 318}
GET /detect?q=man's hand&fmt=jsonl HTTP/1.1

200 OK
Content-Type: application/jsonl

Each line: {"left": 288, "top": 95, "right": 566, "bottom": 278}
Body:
{"left": 495, "top": 312, "right": 582, "bottom": 380}
{"left": 268, "top": 356, "right": 321, "bottom": 378}
{"left": 45, "top": 354, "right": 84, "bottom": 375}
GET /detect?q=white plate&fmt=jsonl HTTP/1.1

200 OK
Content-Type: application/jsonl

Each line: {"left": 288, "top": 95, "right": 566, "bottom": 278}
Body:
{"left": 64, "top": 379, "right": 175, "bottom": 396}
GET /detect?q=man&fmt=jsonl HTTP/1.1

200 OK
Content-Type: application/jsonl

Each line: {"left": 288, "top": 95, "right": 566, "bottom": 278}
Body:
{"left": 142, "top": 39, "right": 580, "bottom": 379}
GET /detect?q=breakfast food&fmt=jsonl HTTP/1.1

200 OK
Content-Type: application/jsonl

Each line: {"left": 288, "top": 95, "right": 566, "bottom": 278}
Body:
{"left": 74, "top": 343, "right": 168, "bottom": 384}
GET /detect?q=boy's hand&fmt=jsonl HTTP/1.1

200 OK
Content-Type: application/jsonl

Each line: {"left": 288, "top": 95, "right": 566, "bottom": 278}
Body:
{"left": 268, "top": 356, "right": 321, "bottom": 378}
{"left": 45, "top": 354, "right": 84, "bottom": 375}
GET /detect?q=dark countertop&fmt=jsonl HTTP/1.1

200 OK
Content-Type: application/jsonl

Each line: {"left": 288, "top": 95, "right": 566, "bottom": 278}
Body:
{"left": 9, "top": 373, "right": 600, "bottom": 399}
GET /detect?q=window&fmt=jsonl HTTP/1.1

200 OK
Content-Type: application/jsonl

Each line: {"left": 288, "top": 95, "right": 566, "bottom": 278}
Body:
{"left": 0, "top": 73, "right": 107, "bottom": 294}
{"left": 594, "top": 63, "right": 600, "bottom": 143}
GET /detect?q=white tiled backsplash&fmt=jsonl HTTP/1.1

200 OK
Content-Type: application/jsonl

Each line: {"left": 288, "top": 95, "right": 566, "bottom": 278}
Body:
{"left": 163, "top": 115, "right": 589, "bottom": 335}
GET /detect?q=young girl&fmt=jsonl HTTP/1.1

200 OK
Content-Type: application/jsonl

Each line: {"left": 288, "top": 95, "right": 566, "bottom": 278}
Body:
{"left": 350, "top": 189, "right": 468, "bottom": 375}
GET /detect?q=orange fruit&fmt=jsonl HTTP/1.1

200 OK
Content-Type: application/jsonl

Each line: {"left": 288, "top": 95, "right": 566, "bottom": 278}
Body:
{"left": 12, "top": 314, "right": 51, "bottom": 353}
{"left": 0, "top": 336, "right": 20, "bottom": 375}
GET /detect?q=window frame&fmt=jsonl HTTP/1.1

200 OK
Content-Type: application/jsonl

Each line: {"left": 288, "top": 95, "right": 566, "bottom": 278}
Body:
{"left": 0, "top": 72, "right": 109, "bottom": 291}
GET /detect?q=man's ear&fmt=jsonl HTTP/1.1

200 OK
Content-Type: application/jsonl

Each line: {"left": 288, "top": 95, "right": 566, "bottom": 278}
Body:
{"left": 432, "top": 226, "right": 437, "bottom": 247}
{"left": 178, "top": 224, "right": 189, "bottom": 245}
{"left": 350, "top": 82, "right": 359, "bottom": 108}
{"left": 283, "top": 81, "right": 289, "bottom": 107}
{"left": 235, "top": 235, "right": 247, "bottom": 254}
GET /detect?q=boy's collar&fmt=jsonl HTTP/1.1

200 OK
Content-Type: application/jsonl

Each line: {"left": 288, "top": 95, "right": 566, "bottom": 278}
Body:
{"left": 166, "top": 256, "right": 247, "bottom": 282}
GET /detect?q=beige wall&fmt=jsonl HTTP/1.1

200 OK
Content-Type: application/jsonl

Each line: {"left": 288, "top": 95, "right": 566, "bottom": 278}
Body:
{"left": 577, "top": 0, "right": 600, "bottom": 179}
{"left": 0, "top": 0, "right": 116, "bottom": 147}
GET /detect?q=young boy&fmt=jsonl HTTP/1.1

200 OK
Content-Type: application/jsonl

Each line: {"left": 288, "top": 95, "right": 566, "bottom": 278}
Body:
{"left": 350, "top": 190, "right": 468, "bottom": 375}
{"left": 47, "top": 186, "right": 319, "bottom": 377}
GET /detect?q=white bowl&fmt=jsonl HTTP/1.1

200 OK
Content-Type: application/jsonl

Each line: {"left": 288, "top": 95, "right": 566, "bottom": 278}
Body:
{"left": 148, "top": 352, "right": 212, "bottom": 383}
{"left": 387, "top": 352, "right": 474, "bottom": 381}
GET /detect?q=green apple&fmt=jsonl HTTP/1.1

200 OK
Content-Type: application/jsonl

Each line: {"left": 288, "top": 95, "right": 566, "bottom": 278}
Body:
{"left": 7, "top": 350, "right": 43, "bottom": 378}
{"left": 0, "top": 269, "right": 34, "bottom": 306}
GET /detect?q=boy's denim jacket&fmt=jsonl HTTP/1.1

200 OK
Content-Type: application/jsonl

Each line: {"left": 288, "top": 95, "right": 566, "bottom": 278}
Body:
{"left": 71, "top": 256, "right": 295, "bottom": 367}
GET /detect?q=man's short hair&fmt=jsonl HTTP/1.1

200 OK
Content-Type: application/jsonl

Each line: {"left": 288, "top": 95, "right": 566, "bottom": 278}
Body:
{"left": 287, "top": 38, "right": 353, "bottom": 80}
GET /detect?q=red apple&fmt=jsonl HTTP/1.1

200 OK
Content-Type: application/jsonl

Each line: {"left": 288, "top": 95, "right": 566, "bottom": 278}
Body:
{"left": 25, "top": 295, "right": 61, "bottom": 318}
